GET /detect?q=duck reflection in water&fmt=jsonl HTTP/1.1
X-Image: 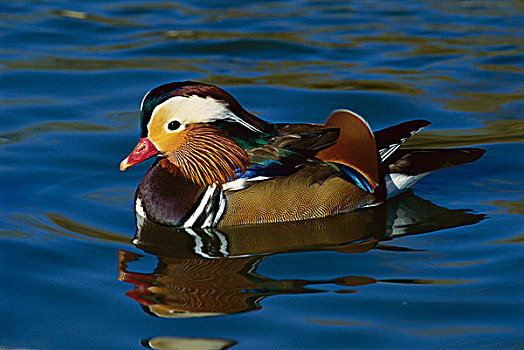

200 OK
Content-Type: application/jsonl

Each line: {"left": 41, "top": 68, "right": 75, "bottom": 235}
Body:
{"left": 117, "top": 192, "right": 483, "bottom": 318}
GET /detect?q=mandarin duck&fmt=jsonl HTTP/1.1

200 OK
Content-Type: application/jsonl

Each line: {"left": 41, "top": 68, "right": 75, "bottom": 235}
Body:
{"left": 121, "top": 194, "right": 484, "bottom": 318}
{"left": 120, "top": 81, "right": 484, "bottom": 228}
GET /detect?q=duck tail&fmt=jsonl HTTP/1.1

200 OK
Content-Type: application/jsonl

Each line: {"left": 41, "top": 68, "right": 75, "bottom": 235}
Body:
{"left": 382, "top": 148, "right": 486, "bottom": 199}
{"left": 318, "top": 112, "right": 485, "bottom": 199}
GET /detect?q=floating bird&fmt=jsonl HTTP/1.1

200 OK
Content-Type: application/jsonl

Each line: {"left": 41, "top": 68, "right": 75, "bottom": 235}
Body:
{"left": 120, "top": 81, "right": 484, "bottom": 227}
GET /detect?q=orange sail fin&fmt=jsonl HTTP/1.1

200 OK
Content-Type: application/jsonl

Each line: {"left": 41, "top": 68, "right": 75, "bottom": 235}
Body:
{"left": 317, "top": 109, "right": 379, "bottom": 192}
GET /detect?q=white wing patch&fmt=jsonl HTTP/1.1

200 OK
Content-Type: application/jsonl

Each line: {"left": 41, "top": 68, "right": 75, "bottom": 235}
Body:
{"left": 379, "top": 126, "right": 428, "bottom": 163}
{"left": 385, "top": 172, "right": 430, "bottom": 199}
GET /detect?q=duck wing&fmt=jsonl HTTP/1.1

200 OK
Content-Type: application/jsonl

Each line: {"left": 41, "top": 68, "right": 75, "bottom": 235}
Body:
{"left": 316, "top": 109, "right": 380, "bottom": 193}
{"left": 220, "top": 159, "right": 375, "bottom": 226}
{"left": 374, "top": 119, "right": 431, "bottom": 163}
{"left": 224, "top": 125, "right": 340, "bottom": 190}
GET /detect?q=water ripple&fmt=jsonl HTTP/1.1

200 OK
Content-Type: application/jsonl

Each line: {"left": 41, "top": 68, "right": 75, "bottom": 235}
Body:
{"left": 0, "top": 121, "right": 114, "bottom": 146}
{"left": 404, "top": 120, "right": 524, "bottom": 148}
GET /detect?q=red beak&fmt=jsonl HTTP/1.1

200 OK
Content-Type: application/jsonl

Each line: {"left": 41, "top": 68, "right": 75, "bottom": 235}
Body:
{"left": 120, "top": 138, "right": 158, "bottom": 171}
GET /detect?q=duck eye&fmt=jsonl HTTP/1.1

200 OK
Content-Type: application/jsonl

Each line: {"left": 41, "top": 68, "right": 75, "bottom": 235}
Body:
{"left": 167, "top": 120, "right": 181, "bottom": 131}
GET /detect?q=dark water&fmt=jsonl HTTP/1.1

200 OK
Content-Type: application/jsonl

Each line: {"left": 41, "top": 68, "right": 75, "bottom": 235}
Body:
{"left": 1, "top": 1, "right": 523, "bottom": 349}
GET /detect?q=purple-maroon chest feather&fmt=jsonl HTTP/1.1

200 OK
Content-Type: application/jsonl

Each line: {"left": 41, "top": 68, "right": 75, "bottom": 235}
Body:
{"left": 136, "top": 162, "right": 205, "bottom": 226}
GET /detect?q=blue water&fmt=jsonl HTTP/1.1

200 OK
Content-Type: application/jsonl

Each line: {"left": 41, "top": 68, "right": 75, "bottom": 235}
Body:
{"left": 1, "top": 1, "right": 523, "bottom": 349}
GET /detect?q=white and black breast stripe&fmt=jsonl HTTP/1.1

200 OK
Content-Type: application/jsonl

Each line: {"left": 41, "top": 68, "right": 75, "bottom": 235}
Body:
{"left": 182, "top": 184, "right": 227, "bottom": 228}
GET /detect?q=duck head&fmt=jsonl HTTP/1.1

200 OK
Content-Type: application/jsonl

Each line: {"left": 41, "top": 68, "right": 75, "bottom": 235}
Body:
{"left": 120, "top": 81, "right": 275, "bottom": 186}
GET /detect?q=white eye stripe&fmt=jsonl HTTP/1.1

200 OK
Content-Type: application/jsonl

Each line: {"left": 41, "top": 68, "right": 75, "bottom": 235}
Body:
{"left": 225, "top": 112, "right": 261, "bottom": 132}
{"left": 149, "top": 95, "right": 262, "bottom": 132}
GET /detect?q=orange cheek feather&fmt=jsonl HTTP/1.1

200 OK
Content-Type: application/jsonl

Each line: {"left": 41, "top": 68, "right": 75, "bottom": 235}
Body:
{"left": 161, "top": 125, "right": 250, "bottom": 187}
